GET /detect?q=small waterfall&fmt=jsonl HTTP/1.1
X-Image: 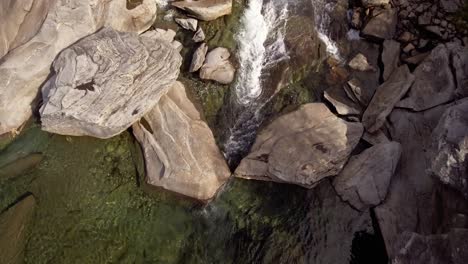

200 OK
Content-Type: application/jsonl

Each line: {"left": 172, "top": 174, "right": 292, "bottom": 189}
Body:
{"left": 234, "top": 0, "right": 290, "bottom": 105}
{"left": 313, "top": 0, "right": 341, "bottom": 59}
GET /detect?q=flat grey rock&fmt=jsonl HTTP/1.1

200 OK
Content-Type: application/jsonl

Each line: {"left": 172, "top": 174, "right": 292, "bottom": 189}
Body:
{"left": 324, "top": 86, "right": 362, "bottom": 116}
{"left": 333, "top": 142, "right": 401, "bottom": 211}
{"left": 175, "top": 17, "right": 198, "bottom": 31}
{"left": 133, "top": 82, "right": 231, "bottom": 201}
{"left": 40, "top": 27, "right": 182, "bottom": 138}
{"left": 235, "top": 103, "right": 363, "bottom": 188}
{"left": 397, "top": 44, "right": 456, "bottom": 111}
{"left": 362, "top": 65, "right": 415, "bottom": 133}
{"left": 348, "top": 53, "right": 376, "bottom": 72}
{"left": 382, "top": 40, "right": 401, "bottom": 81}
{"left": 192, "top": 27, "right": 206, "bottom": 42}
{"left": 362, "top": 8, "right": 397, "bottom": 40}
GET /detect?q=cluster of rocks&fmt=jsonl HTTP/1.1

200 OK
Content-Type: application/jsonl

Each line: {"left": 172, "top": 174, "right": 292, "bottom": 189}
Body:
{"left": 0, "top": 0, "right": 236, "bottom": 201}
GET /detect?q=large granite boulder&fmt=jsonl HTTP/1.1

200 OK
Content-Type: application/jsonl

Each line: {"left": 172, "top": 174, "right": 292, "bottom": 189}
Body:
{"left": 0, "top": 0, "right": 158, "bottom": 136}
{"left": 235, "top": 103, "right": 363, "bottom": 188}
{"left": 172, "top": 0, "right": 232, "bottom": 21}
{"left": 430, "top": 99, "right": 468, "bottom": 199}
{"left": 0, "top": 0, "right": 53, "bottom": 59}
{"left": 362, "top": 65, "right": 415, "bottom": 133}
{"left": 333, "top": 142, "right": 401, "bottom": 211}
{"left": 375, "top": 105, "right": 449, "bottom": 258}
{"left": 397, "top": 44, "right": 456, "bottom": 111}
{"left": 40, "top": 27, "right": 181, "bottom": 139}
{"left": 0, "top": 195, "right": 36, "bottom": 264}
{"left": 133, "top": 82, "right": 231, "bottom": 201}
{"left": 393, "top": 229, "right": 468, "bottom": 264}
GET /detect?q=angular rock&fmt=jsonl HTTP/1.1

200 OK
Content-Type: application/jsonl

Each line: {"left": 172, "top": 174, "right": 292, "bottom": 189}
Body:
{"left": 175, "top": 17, "right": 198, "bottom": 31}
{"left": 133, "top": 82, "right": 230, "bottom": 201}
{"left": 324, "top": 87, "right": 361, "bottom": 116}
{"left": 192, "top": 27, "right": 206, "bottom": 42}
{"left": 348, "top": 53, "right": 376, "bottom": 72}
{"left": 440, "top": 0, "right": 462, "bottom": 13}
{"left": 362, "top": 65, "right": 415, "bottom": 133}
{"left": 362, "top": 8, "right": 398, "bottom": 40}
{"left": 393, "top": 229, "right": 468, "bottom": 264}
{"left": 397, "top": 44, "right": 456, "bottom": 111}
{"left": 382, "top": 40, "right": 401, "bottom": 80}
{"left": 333, "top": 142, "right": 402, "bottom": 211}
{"left": 141, "top": 28, "right": 182, "bottom": 51}
{"left": 0, "top": 0, "right": 158, "bottom": 136}
{"left": 189, "top": 43, "right": 208, "bottom": 72}
{"left": 0, "top": 0, "right": 52, "bottom": 59}
{"left": 235, "top": 103, "right": 363, "bottom": 188}
{"left": 362, "top": 130, "right": 390, "bottom": 146}
{"left": 200, "top": 47, "right": 235, "bottom": 84}
{"left": 345, "top": 78, "right": 368, "bottom": 106}
{"left": 450, "top": 44, "right": 468, "bottom": 98}
{"left": 375, "top": 105, "right": 449, "bottom": 258}
{"left": 430, "top": 99, "right": 468, "bottom": 199}
{"left": 172, "top": 0, "right": 232, "bottom": 21}
{"left": 0, "top": 195, "right": 36, "bottom": 264}
{"left": 40, "top": 27, "right": 182, "bottom": 138}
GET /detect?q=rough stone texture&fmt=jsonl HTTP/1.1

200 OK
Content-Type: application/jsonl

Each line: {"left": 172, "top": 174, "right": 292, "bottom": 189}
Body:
{"left": 362, "top": 8, "right": 397, "bottom": 40}
{"left": 172, "top": 0, "right": 232, "bottom": 21}
{"left": 430, "top": 99, "right": 468, "bottom": 199}
{"left": 324, "top": 87, "right": 361, "bottom": 116}
{"left": 142, "top": 28, "right": 182, "bottom": 52}
{"left": 0, "top": 195, "right": 36, "bottom": 264}
{"left": 0, "top": 0, "right": 158, "bottom": 136}
{"left": 200, "top": 47, "right": 235, "bottom": 84}
{"left": 382, "top": 40, "right": 400, "bottom": 81}
{"left": 375, "top": 105, "right": 449, "bottom": 258}
{"left": 393, "top": 229, "right": 468, "bottom": 264}
{"left": 362, "top": 130, "right": 390, "bottom": 146}
{"left": 0, "top": 0, "right": 53, "bottom": 59}
{"left": 235, "top": 103, "right": 363, "bottom": 188}
{"left": 333, "top": 142, "right": 402, "bottom": 211}
{"left": 103, "top": 0, "right": 157, "bottom": 34}
{"left": 133, "top": 82, "right": 230, "bottom": 201}
{"left": 40, "top": 27, "right": 182, "bottom": 138}
{"left": 450, "top": 44, "right": 468, "bottom": 98}
{"left": 348, "top": 53, "right": 376, "bottom": 71}
{"left": 192, "top": 27, "right": 206, "bottom": 42}
{"left": 362, "top": 65, "right": 415, "bottom": 133}
{"left": 397, "top": 44, "right": 456, "bottom": 111}
{"left": 362, "top": 0, "right": 390, "bottom": 7}
{"left": 175, "top": 18, "right": 198, "bottom": 31}
{"left": 189, "top": 43, "right": 208, "bottom": 72}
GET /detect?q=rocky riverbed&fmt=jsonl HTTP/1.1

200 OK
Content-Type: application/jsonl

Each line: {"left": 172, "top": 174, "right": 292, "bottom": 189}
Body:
{"left": 1, "top": 0, "right": 467, "bottom": 263}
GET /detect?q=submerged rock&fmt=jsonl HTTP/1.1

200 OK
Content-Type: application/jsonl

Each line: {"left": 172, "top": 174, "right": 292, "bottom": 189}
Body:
{"left": 397, "top": 44, "right": 456, "bottom": 111}
{"left": 430, "top": 99, "right": 468, "bottom": 199}
{"left": 0, "top": 0, "right": 158, "bottom": 136}
{"left": 40, "top": 27, "right": 181, "bottom": 138}
{"left": 333, "top": 142, "right": 401, "bottom": 211}
{"left": 133, "top": 82, "right": 231, "bottom": 201}
{"left": 200, "top": 47, "right": 235, "bottom": 84}
{"left": 235, "top": 103, "right": 363, "bottom": 188}
{"left": 172, "top": 0, "right": 232, "bottom": 21}
{"left": 0, "top": 195, "right": 36, "bottom": 264}
{"left": 393, "top": 229, "right": 468, "bottom": 264}
{"left": 362, "top": 65, "right": 415, "bottom": 133}
{"left": 0, "top": 0, "right": 52, "bottom": 59}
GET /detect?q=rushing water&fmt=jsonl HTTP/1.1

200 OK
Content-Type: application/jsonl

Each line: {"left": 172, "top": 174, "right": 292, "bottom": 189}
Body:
{"left": 223, "top": 0, "right": 342, "bottom": 165}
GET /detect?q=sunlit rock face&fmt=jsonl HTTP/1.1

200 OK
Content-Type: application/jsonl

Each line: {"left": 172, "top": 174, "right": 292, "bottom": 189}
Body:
{"left": 0, "top": 0, "right": 158, "bottom": 136}
{"left": 133, "top": 82, "right": 231, "bottom": 201}
{"left": 235, "top": 103, "right": 363, "bottom": 188}
{"left": 40, "top": 27, "right": 181, "bottom": 139}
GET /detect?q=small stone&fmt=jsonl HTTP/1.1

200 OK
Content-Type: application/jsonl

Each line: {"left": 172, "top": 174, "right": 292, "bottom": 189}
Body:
{"left": 403, "top": 43, "right": 415, "bottom": 53}
{"left": 189, "top": 43, "right": 208, "bottom": 72}
{"left": 348, "top": 53, "right": 376, "bottom": 72}
{"left": 200, "top": 47, "right": 236, "bottom": 84}
{"left": 175, "top": 17, "right": 198, "bottom": 31}
{"left": 192, "top": 27, "right": 205, "bottom": 42}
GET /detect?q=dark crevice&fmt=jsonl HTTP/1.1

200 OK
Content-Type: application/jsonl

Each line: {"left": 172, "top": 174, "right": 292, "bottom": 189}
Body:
{"left": 0, "top": 192, "right": 34, "bottom": 215}
{"left": 126, "top": 0, "right": 143, "bottom": 10}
